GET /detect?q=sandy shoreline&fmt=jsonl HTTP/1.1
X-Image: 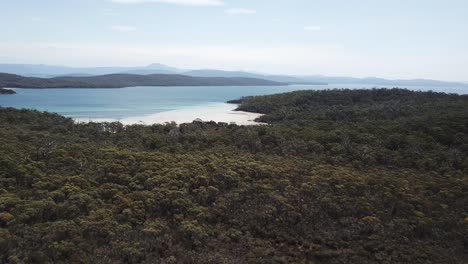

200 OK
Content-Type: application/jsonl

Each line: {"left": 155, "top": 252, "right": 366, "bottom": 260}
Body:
{"left": 74, "top": 103, "right": 265, "bottom": 126}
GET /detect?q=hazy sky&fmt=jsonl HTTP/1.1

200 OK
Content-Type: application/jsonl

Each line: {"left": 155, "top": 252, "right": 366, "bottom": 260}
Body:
{"left": 0, "top": 0, "right": 467, "bottom": 81}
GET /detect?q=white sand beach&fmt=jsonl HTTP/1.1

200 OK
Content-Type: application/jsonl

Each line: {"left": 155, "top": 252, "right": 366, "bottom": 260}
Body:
{"left": 75, "top": 103, "right": 265, "bottom": 126}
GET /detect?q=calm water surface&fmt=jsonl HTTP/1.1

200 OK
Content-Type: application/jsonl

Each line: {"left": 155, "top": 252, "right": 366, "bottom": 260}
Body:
{"left": 0, "top": 84, "right": 466, "bottom": 120}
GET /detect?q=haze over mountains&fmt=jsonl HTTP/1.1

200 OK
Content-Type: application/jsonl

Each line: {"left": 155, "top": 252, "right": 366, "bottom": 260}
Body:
{"left": 0, "top": 63, "right": 179, "bottom": 77}
{"left": 0, "top": 63, "right": 466, "bottom": 87}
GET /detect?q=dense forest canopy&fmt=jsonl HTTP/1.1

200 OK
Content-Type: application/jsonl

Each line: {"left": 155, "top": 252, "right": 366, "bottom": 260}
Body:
{"left": 0, "top": 88, "right": 467, "bottom": 263}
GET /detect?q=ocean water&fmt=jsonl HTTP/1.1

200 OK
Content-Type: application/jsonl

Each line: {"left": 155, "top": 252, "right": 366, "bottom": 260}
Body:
{"left": 0, "top": 84, "right": 467, "bottom": 121}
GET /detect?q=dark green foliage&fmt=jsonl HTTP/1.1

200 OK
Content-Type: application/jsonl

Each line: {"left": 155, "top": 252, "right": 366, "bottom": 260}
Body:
{"left": 0, "top": 89, "right": 467, "bottom": 263}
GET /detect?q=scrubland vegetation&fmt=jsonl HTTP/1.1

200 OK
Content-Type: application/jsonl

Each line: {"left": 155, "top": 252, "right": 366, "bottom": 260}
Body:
{"left": 0, "top": 89, "right": 467, "bottom": 263}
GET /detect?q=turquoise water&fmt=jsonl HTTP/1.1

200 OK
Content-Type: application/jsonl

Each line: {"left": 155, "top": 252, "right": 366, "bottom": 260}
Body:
{"left": 0, "top": 84, "right": 467, "bottom": 120}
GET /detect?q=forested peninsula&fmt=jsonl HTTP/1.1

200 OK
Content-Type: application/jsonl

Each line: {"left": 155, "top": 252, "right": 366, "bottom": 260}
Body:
{"left": 0, "top": 73, "right": 284, "bottom": 88}
{"left": 0, "top": 89, "right": 467, "bottom": 263}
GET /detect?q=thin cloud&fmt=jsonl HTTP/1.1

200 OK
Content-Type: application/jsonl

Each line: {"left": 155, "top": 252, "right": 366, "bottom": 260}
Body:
{"left": 225, "top": 8, "right": 256, "bottom": 15}
{"left": 110, "top": 25, "right": 137, "bottom": 32}
{"left": 108, "top": 0, "right": 224, "bottom": 6}
{"left": 26, "top": 16, "right": 43, "bottom": 22}
{"left": 103, "top": 10, "right": 120, "bottom": 16}
{"left": 304, "top": 26, "right": 321, "bottom": 31}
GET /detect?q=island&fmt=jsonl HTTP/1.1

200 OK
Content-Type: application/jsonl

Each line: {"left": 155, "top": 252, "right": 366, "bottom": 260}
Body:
{"left": 0, "top": 87, "right": 16, "bottom": 94}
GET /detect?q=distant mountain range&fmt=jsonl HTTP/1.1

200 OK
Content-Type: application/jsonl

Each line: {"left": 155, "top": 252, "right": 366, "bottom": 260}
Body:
{"left": 295, "top": 75, "right": 468, "bottom": 87}
{"left": 0, "top": 63, "right": 179, "bottom": 78}
{"left": 182, "top": 70, "right": 321, "bottom": 84}
{"left": 0, "top": 64, "right": 323, "bottom": 84}
{"left": 0, "top": 73, "right": 284, "bottom": 88}
{"left": 0, "top": 63, "right": 466, "bottom": 87}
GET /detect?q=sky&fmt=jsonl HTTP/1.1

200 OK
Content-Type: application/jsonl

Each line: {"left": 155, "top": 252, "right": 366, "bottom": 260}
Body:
{"left": 0, "top": 0, "right": 467, "bottom": 81}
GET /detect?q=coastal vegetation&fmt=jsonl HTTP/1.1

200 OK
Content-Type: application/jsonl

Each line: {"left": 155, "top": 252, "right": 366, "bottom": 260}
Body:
{"left": 0, "top": 88, "right": 467, "bottom": 263}
{"left": 0, "top": 73, "right": 284, "bottom": 89}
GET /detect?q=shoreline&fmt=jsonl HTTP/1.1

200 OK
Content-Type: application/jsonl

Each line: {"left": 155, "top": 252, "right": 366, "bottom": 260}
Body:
{"left": 74, "top": 102, "right": 265, "bottom": 126}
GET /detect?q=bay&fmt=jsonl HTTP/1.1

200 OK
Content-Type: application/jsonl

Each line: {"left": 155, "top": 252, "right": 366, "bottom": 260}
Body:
{"left": 0, "top": 84, "right": 466, "bottom": 122}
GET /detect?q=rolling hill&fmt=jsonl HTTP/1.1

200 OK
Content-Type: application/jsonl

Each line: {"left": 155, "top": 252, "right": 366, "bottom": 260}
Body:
{"left": 0, "top": 73, "right": 285, "bottom": 88}
{"left": 182, "top": 69, "right": 325, "bottom": 84}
